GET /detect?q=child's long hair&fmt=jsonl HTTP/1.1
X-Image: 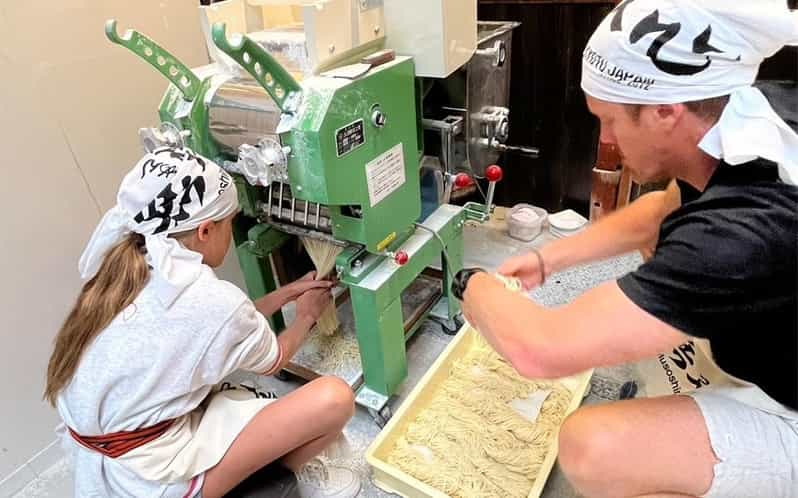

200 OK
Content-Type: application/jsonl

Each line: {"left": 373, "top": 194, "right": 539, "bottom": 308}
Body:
{"left": 44, "top": 234, "right": 150, "bottom": 406}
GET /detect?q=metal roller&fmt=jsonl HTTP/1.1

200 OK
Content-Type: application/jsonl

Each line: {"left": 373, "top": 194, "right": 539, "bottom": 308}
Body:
{"left": 208, "top": 76, "right": 282, "bottom": 155}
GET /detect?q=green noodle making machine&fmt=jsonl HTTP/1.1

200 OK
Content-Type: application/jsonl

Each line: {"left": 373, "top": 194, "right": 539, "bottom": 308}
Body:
{"left": 105, "top": 1, "right": 533, "bottom": 424}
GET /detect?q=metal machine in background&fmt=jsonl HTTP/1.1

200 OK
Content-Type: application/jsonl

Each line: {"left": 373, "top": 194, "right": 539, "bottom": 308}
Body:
{"left": 106, "top": 0, "right": 531, "bottom": 424}
{"left": 418, "top": 20, "right": 540, "bottom": 218}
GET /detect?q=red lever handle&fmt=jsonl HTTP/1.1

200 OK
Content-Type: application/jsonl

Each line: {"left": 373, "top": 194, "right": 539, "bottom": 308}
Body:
{"left": 394, "top": 251, "right": 409, "bottom": 266}
{"left": 485, "top": 164, "right": 503, "bottom": 183}
{"left": 454, "top": 173, "right": 473, "bottom": 189}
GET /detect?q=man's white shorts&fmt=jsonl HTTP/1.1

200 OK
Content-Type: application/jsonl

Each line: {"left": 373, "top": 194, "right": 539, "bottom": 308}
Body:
{"left": 688, "top": 389, "right": 798, "bottom": 498}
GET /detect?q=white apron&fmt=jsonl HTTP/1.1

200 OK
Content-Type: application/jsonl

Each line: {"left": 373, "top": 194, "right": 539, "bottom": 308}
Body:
{"left": 116, "top": 385, "right": 276, "bottom": 483}
{"left": 638, "top": 338, "right": 798, "bottom": 421}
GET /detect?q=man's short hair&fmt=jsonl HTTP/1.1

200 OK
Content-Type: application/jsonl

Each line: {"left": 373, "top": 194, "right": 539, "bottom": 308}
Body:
{"left": 626, "top": 95, "right": 731, "bottom": 123}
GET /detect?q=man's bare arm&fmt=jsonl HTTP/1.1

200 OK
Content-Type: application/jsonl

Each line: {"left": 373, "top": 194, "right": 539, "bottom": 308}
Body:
{"left": 501, "top": 181, "right": 680, "bottom": 287}
{"left": 462, "top": 274, "right": 687, "bottom": 379}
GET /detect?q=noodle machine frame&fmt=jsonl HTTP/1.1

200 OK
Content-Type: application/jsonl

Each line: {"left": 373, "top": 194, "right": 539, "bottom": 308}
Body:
{"left": 105, "top": 1, "right": 530, "bottom": 424}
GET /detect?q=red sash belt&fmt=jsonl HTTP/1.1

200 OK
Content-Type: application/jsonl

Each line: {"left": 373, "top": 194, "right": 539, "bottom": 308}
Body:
{"left": 68, "top": 419, "right": 174, "bottom": 458}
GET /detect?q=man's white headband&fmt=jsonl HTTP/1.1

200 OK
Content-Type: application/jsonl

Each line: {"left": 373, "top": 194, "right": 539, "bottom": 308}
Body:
{"left": 582, "top": 0, "right": 798, "bottom": 185}
{"left": 582, "top": 0, "right": 798, "bottom": 104}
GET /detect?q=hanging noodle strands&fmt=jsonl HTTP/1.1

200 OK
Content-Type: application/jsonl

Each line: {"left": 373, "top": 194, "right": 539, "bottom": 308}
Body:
{"left": 301, "top": 237, "right": 344, "bottom": 336}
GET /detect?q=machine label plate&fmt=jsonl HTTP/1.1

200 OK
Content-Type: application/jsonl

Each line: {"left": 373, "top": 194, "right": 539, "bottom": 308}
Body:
{"left": 365, "top": 144, "right": 405, "bottom": 207}
{"left": 335, "top": 119, "right": 365, "bottom": 157}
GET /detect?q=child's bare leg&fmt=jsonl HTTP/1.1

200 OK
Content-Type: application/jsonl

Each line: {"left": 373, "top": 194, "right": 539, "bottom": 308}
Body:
{"left": 201, "top": 376, "right": 355, "bottom": 498}
{"left": 280, "top": 429, "right": 343, "bottom": 471}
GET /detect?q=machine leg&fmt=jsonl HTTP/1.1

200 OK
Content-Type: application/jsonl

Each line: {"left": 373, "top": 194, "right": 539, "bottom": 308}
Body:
{"left": 439, "top": 228, "right": 465, "bottom": 335}
{"left": 349, "top": 287, "right": 408, "bottom": 397}
{"left": 442, "top": 242, "right": 464, "bottom": 321}
{"left": 235, "top": 224, "right": 288, "bottom": 332}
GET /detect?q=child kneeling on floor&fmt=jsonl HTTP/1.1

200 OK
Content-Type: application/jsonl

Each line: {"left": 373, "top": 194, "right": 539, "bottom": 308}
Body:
{"left": 44, "top": 147, "right": 361, "bottom": 498}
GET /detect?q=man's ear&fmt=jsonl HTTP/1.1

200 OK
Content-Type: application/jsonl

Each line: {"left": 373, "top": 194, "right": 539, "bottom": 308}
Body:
{"left": 651, "top": 103, "right": 684, "bottom": 133}
{"left": 195, "top": 220, "right": 215, "bottom": 242}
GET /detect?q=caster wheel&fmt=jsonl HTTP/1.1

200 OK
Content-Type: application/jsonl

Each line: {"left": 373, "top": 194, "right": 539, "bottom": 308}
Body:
{"left": 369, "top": 406, "right": 393, "bottom": 429}
{"left": 274, "top": 369, "right": 291, "bottom": 382}
{"left": 441, "top": 315, "right": 464, "bottom": 336}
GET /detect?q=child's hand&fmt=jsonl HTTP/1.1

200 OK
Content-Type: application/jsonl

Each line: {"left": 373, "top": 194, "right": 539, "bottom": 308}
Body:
{"left": 282, "top": 272, "right": 334, "bottom": 303}
{"left": 296, "top": 287, "right": 333, "bottom": 324}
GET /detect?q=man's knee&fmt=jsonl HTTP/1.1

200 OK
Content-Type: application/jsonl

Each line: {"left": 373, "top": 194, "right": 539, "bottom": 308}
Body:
{"left": 558, "top": 406, "right": 619, "bottom": 489}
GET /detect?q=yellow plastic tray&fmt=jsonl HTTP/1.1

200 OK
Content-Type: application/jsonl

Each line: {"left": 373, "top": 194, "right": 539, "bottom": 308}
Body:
{"left": 365, "top": 325, "right": 593, "bottom": 498}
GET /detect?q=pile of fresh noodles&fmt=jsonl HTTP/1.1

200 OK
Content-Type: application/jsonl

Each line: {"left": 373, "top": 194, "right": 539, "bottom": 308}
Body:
{"left": 387, "top": 276, "right": 573, "bottom": 498}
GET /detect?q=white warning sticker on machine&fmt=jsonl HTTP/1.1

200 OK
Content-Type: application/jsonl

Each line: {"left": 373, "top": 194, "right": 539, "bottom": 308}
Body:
{"left": 365, "top": 144, "right": 405, "bottom": 207}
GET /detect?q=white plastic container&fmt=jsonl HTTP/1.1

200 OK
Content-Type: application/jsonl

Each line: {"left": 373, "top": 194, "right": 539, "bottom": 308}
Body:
{"left": 548, "top": 209, "right": 588, "bottom": 238}
{"left": 507, "top": 203, "right": 547, "bottom": 242}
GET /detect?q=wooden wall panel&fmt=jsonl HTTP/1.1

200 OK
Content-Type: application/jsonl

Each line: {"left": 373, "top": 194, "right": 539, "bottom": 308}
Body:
{"left": 478, "top": 2, "right": 613, "bottom": 213}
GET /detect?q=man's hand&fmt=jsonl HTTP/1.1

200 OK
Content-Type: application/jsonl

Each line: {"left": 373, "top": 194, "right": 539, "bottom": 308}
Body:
{"left": 281, "top": 272, "right": 334, "bottom": 304}
{"left": 498, "top": 251, "right": 546, "bottom": 290}
{"left": 296, "top": 286, "right": 333, "bottom": 324}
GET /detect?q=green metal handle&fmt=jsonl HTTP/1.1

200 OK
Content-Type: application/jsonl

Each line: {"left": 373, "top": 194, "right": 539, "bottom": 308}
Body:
{"left": 211, "top": 22, "right": 302, "bottom": 113}
{"left": 105, "top": 19, "right": 201, "bottom": 101}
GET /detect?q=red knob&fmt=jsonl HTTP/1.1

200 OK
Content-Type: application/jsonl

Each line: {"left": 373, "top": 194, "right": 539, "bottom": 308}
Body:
{"left": 485, "top": 165, "right": 503, "bottom": 183}
{"left": 454, "top": 173, "right": 473, "bottom": 189}
{"left": 394, "top": 251, "right": 409, "bottom": 266}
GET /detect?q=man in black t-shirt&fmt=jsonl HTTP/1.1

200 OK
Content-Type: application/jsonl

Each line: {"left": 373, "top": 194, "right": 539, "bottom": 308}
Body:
{"left": 458, "top": 2, "right": 798, "bottom": 498}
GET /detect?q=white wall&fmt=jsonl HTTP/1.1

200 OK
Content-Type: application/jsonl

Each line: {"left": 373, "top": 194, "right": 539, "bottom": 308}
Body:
{"left": 0, "top": 0, "right": 245, "bottom": 489}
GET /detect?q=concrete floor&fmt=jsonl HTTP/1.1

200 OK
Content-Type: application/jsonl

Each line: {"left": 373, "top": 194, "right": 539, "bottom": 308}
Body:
{"left": 13, "top": 220, "right": 645, "bottom": 498}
